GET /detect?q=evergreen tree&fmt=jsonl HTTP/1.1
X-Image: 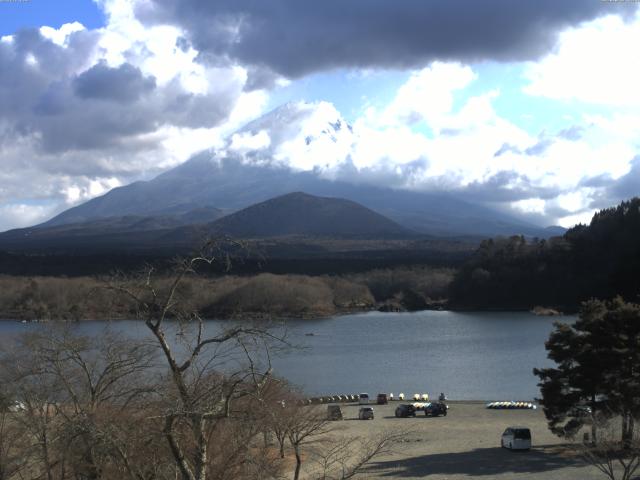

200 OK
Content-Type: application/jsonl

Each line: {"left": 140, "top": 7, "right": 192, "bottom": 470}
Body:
{"left": 452, "top": 197, "right": 640, "bottom": 310}
{"left": 535, "top": 298, "right": 640, "bottom": 445}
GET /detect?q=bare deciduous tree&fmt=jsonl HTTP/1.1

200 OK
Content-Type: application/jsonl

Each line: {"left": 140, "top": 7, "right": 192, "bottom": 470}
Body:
{"left": 285, "top": 404, "right": 332, "bottom": 480}
{"left": 258, "top": 378, "right": 299, "bottom": 459}
{"left": 574, "top": 414, "right": 640, "bottom": 480}
{"left": 311, "top": 430, "right": 406, "bottom": 480}
{"left": 1, "top": 327, "right": 161, "bottom": 480}
{"left": 107, "top": 244, "right": 286, "bottom": 480}
{"left": 0, "top": 407, "right": 30, "bottom": 480}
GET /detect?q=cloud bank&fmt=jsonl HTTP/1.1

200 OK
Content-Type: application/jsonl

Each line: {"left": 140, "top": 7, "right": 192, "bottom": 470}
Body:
{"left": 138, "top": 0, "right": 623, "bottom": 78}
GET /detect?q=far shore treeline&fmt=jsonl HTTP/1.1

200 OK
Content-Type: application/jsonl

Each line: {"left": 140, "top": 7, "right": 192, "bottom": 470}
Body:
{"left": 450, "top": 197, "right": 640, "bottom": 311}
{"left": 0, "top": 197, "right": 638, "bottom": 321}
{"left": 0, "top": 268, "right": 454, "bottom": 321}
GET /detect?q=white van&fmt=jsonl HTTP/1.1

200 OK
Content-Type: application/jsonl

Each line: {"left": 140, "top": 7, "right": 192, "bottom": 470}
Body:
{"left": 501, "top": 427, "right": 531, "bottom": 450}
{"left": 358, "top": 393, "right": 369, "bottom": 405}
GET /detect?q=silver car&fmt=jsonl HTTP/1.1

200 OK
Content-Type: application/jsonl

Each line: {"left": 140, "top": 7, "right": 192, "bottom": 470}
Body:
{"left": 501, "top": 427, "right": 531, "bottom": 450}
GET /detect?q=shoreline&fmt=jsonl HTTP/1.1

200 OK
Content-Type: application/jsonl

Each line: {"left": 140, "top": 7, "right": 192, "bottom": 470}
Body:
{"left": 305, "top": 398, "right": 538, "bottom": 405}
{"left": 0, "top": 305, "right": 573, "bottom": 323}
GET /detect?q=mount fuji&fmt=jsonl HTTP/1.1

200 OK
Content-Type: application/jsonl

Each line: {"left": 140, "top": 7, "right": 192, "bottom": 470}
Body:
{"left": 0, "top": 102, "right": 561, "bottom": 253}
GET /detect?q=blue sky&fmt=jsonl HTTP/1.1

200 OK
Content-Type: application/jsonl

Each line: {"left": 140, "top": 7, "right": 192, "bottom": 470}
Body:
{"left": 0, "top": 0, "right": 104, "bottom": 35}
{"left": 0, "top": 0, "right": 639, "bottom": 231}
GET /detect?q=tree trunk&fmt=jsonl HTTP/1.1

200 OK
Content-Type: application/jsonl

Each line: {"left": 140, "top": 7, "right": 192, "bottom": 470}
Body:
{"left": 40, "top": 423, "right": 54, "bottom": 480}
{"left": 590, "top": 394, "right": 597, "bottom": 445}
{"left": 622, "top": 412, "right": 632, "bottom": 450}
{"left": 164, "top": 417, "right": 195, "bottom": 480}
{"left": 82, "top": 447, "right": 101, "bottom": 480}
{"left": 194, "top": 416, "right": 208, "bottom": 480}
{"left": 293, "top": 445, "right": 302, "bottom": 480}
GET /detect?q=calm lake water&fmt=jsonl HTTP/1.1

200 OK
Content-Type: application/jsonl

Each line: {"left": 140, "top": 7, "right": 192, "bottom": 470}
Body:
{"left": 0, "top": 311, "right": 570, "bottom": 400}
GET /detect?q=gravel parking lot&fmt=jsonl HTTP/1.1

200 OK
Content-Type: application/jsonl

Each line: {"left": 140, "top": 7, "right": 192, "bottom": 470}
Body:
{"left": 317, "top": 401, "right": 606, "bottom": 480}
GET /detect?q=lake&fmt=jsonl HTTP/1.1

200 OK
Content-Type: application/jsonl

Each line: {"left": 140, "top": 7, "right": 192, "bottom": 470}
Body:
{"left": 0, "top": 310, "right": 569, "bottom": 401}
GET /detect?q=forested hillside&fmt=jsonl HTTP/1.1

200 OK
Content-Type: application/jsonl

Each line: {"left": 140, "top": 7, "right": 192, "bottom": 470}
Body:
{"left": 450, "top": 198, "right": 640, "bottom": 310}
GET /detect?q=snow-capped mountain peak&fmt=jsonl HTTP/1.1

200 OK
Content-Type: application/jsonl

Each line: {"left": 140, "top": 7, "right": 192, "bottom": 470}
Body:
{"left": 220, "top": 101, "right": 355, "bottom": 171}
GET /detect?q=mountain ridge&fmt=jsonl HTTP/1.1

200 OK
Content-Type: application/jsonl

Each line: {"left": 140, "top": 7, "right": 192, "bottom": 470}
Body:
{"left": 33, "top": 102, "right": 563, "bottom": 239}
{"left": 0, "top": 192, "right": 418, "bottom": 253}
{"left": 39, "top": 155, "right": 559, "bottom": 238}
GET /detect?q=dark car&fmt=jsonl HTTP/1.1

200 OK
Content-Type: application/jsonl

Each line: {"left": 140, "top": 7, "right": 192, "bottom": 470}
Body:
{"left": 327, "top": 405, "right": 343, "bottom": 420}
{"left": 424, "top": 402, "right": 448, "bottom": 417}
{"left": 358, "top": 407, "right": 374, "bottom": 420}
{"left": 377, "top": 393, "right": 388, "bottom": 405}
{"left": 395, "top": 404, "right": 417, "bottom": 418}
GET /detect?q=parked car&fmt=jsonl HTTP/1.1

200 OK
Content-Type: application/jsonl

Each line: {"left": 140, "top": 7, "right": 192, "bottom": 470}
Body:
{"left": 395, "top": 404, "right": 417, "bottom": 418}
{"left": 4, "top": 401, "right": 26, "bottom": 413}
{"left": 424, "top": 402, "right": 448, "bottom": 417}
{"left": 568, "top": 405, "right": 592, "bottom": 417}
{"left": 377, "top": 393, "right": 388, "bottom": 405}
{"left": 358, "top": 407, "right": 374, "bottom": 420}
{"left": 327, "top": 405, "right": 343, "bottom": 420}
{"left": 501, "top": 427, "right": 531, "bottom": 450}
{"left": 358, "top": 393, "right": 370, "bottom": 405}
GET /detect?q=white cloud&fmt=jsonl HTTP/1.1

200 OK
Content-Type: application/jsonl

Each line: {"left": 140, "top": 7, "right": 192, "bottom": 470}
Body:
{"left": 95, "top": 0, "right": 221, "bottom": 95}
{"left": 512, "top": 198, "right": 546, "bottom": 215}
{"left": 524, "top": 12, "right": 640, "bottom": 106}
{"left": 556, "top": 190, "right": 592, "bottom": 213}
{"left": 274, "top": 102, "right": 353, "bottom": 171}
{"left": 350, "top": 64, "right": 534, "bottom": 186}
{"left": 229, "top": 130, "right": 271, "bottom": 153}
{"left": 40, "top": 22, "right": 86, "bottom": 46}
{"left": 0, "top": 204, "right": 57, "bottom": 229}
{"left": 557, "top": 210, "right": 596, "bottom": 228}
{"left": 64, "top": 177, "right": 121, "bottom": 204}
{"left": 226, "top": 89, "right": 270, "bottom": 129}
{"left": 376, "top": 62, "right": 476, "bottom": 130}
{"left": 350, "top": 124, "right": 429, "bottom": 170}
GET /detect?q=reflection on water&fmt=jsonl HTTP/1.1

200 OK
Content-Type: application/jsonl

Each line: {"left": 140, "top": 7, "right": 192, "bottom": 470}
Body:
{"left": 0, "top": 310, "right": 570, "bottom": 400}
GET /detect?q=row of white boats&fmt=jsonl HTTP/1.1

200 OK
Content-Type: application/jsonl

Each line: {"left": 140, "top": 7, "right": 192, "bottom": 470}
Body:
{"left": 486, "top": 401, "right": 537, "bottom": 409}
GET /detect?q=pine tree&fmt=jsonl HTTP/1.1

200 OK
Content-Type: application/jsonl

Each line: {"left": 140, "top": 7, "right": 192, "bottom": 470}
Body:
{"left": 535, "top": 297, "right": 640, "bottom": 445}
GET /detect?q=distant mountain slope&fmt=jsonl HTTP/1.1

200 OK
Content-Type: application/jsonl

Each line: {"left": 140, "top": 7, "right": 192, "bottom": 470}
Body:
{"left": 0, "top": 193, "right": 415, "bottom": 252}
{"left": 0, "top": 207, "right": 224, "bottom": 252}
{"left": 37, "top": 103, "right": 552, "bottom": 238}
{"left": 41, "top": 154, "right": 551, "bottom": 238}
{"left": 207, "top": 192, "right": 413, "bottom": 238}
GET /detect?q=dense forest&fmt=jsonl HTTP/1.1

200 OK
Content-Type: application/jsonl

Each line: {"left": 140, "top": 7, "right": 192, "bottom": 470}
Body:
{"left": 450, "top": 198, "right": 640, "bottom": 311}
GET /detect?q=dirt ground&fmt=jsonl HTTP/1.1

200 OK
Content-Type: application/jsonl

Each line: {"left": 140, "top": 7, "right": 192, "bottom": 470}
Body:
{"left": 313, "top": 401, "right": 607, "bottom": 480}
